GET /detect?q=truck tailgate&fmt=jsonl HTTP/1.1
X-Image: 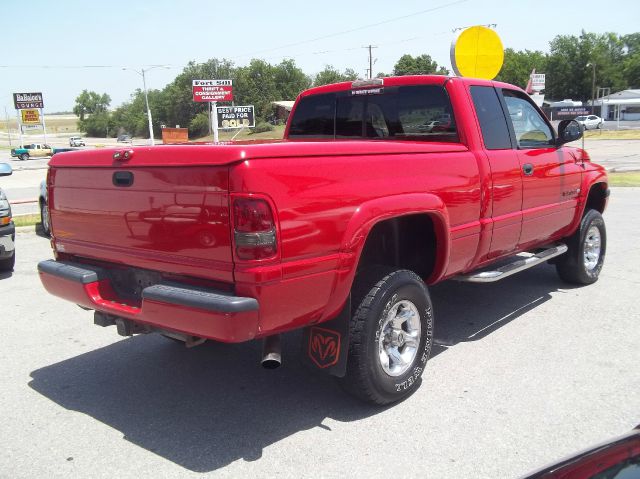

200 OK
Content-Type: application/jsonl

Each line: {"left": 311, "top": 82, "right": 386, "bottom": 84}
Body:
{"left": 49, "top": 156, "right": 233, "bottom": 283}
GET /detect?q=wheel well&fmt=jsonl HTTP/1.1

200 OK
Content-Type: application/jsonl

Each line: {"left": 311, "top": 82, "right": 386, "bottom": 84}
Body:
{"left": 357, "top": 214, "right": 436, "bottom": 280}
{"left": 584, "top": 182, "right": 607, "bottom": 214}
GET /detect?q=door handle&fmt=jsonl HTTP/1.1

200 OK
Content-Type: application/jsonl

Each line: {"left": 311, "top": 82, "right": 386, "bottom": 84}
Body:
{"left": 523, "top": 163, "right": 534, "bottom": 176}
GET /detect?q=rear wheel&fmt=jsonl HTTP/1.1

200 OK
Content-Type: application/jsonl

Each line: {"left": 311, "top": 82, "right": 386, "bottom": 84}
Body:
{"left": 556, "top": 209, "right": 606, "bottom": 284}
{"left": 19, "top": 153, "right": 29, "bottom": 161}
{"left": 338, "top": 268, "right": 434, "bottom": 405}
{"left": 40, "top": 200, "right": 50, "bottom": 236}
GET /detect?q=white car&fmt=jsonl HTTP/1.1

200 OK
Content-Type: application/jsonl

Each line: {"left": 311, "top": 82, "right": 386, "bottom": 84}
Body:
{"left": 575, "top": 115, "right": 604, "bottom": 130}
{"left": 69, "top": 136, "right": 85, "bottom": 147}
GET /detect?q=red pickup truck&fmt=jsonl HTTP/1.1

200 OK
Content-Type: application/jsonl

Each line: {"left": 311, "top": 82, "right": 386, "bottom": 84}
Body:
{"left": 38, "top": 75, "right": 608, "bottom": 405}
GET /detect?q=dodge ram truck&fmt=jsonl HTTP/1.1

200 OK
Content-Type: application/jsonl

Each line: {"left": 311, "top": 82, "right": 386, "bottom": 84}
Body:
{"left": 38, "top": 75, "right": 608, "bottom": 405}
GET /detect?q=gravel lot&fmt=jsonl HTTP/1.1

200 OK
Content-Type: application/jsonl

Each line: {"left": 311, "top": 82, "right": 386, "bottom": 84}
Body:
{"left": 0, "top": 188, "right": 638, "bottom": 478}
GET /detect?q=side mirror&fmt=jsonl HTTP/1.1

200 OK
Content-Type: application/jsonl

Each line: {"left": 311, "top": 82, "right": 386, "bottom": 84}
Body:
{"left": 0, "top": 163, "right": 12, "bottom": 177}
{"left": 556, "top": 120, "right": 583, "bottom": 146}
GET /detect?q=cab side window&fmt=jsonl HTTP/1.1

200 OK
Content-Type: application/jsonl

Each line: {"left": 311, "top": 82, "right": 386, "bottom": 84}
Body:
{"left": 502, "top": 90, "right": 553, "bottom": 148}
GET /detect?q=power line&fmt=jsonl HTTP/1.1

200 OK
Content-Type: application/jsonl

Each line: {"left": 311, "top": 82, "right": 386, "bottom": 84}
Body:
{"left": 234, "top": 0, "right": 470, "bottom": 58}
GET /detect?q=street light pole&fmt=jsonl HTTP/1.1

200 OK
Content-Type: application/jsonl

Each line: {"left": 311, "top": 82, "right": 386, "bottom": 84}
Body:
{"left": 123, "top": 65, "right": 169, "bottom": 146}
{"left": 587, "top": 62, "right": 596, "bottom": 114}
{"left": 141, "top": 69, "right": 154, "bottom": 145}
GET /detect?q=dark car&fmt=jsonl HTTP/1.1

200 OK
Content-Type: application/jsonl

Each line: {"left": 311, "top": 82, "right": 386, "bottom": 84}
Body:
{"left": 117, "top": 134, "right": 132, "bottom": 143}
{"left": 522, "top": 425, "right": 640, "bottom": 478}
{"left": 0, "top": 163, "right": 15, "bottom": 272}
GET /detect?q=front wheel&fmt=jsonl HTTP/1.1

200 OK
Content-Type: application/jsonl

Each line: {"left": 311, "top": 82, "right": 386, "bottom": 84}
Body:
{"left": 338, "top": 268, "right": 434, "bottom": 405}
{"left": 556, "top": 209, "right": 606, "bottom": 284}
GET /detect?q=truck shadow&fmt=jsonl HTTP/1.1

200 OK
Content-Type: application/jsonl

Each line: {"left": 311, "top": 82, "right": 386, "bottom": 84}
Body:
{"left": 28, "top": 263, "right": 577, "bottom": 472}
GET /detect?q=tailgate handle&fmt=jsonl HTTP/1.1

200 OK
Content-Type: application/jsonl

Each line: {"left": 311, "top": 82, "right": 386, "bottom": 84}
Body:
{"left": 113, "top": 171, "right": 134, "bottom": 187}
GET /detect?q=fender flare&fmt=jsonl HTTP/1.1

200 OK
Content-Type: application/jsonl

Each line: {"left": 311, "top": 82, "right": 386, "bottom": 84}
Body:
{"left": 328, "top": 193, "right": 450, "bottom": 312}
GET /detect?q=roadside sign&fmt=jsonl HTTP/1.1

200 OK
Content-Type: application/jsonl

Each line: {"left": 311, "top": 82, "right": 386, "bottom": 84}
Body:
{"left": 192, "top": 79, "right": 233, "bottom": 102}
{"left": 531, "top": 73, "right": 545, "bottom": 91}
{"left": 21, "top": 109, "right": 41, "bottom": 124}
{"left": 13, "top": 92, "right": 44, "bottom": 109}
{"left": 22, "top": 124, "right": 43, "bottom": 130}
{"left": 450, "top": 26, "right": 504, "bottom": 80}
{"left": 217, "top": 105, "right": 255, "bottom": 129}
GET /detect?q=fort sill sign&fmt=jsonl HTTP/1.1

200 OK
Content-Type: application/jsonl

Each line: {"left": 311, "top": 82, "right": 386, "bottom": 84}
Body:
{"left": 192, "top": 79, "right": 235, "bottom": 143}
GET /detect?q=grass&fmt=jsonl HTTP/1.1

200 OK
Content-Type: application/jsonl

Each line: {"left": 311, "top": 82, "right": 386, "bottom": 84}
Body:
{"left": 608, "top": 171, "right": 640, "bottom": 187}
{"left": 194, "top": 124, "right": 286, "bottom": 142}
{"left": 0, "top": 114, "right": 80, "bottom": 135}
{"left": 13, "top": 214, "right": 41, "bottom": 228}
{"left": 583, "top": 129, "right": 640, "bottom": 140}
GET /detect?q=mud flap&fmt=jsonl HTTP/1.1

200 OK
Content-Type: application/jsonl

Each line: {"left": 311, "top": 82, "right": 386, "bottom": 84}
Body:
{"left": 301, "top": 297, "right": 350, "bottom": 377}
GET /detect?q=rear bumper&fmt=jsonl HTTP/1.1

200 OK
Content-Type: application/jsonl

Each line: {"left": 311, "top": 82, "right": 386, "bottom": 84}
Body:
{"left": 37, "top": 260, "right": 260, "bottom": 342}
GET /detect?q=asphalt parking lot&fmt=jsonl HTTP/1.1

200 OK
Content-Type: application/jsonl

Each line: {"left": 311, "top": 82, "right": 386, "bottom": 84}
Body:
{"left": 0, "top": 188, "right": 638, "bottom": 478}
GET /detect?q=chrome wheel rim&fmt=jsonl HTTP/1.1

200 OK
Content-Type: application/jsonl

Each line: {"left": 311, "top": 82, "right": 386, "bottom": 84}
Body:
{"left": 378, "top": 300, "right": 421, "bottom": 377}
{"left": 583, "top": 225, "right": 601, "bottom": 271}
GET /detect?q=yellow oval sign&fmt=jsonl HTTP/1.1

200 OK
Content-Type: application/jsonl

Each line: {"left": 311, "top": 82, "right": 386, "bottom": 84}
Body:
{"left": 450, "top": 26, "right": 504, "bottom": 80}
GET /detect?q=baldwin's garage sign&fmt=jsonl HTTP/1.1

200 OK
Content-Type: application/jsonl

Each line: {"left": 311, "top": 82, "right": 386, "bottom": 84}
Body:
{"left": 217, "top": 105, "right": 255, "bottom": 129}
{"left": 192, "top": 79, "right": 233, "bottom": 102}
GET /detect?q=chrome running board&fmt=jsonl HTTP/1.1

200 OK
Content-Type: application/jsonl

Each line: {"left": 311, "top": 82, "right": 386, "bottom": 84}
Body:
{"left": 453, "top": 244, "right": 568, "bottom": 283}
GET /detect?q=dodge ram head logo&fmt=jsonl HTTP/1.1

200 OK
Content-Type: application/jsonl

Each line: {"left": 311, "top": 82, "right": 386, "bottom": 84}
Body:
{"left": 308, "top": 327, "right": 341, "bottom": 368}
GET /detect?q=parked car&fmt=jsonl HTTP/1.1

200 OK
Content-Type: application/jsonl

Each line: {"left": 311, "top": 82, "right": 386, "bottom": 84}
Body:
{"left": 522, "top": 425, "right": 640, "bottom": 478}
{"left": 39, "top": 180, "right": 50, "bottom": 237}
{"left": 0, "top": 163, "right": 15, "bottom": 272}
{"left": 69, "top": 136, "right": 85, "bottom": 147}
{"left": 10, "top": 144, "right": 53, "bottom": 161}
{"left": 117, "top": 134, "right": 132, "bottom": 143}
{"left": 575, "top": 115, "right": 604, "bottom": 130}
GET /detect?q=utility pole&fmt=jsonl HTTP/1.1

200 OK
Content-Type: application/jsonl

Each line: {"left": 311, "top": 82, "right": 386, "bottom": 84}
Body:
{"left": 363, "top": 45, "right": 378, "bottom": 79}
{"left": 4, "top": 107, "right": 12, "bottom": 148}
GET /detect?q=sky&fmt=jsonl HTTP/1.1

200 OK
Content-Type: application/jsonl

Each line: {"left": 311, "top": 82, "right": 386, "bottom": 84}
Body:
{"left": 1, "top": 0, "right": 639, "bottom": 113}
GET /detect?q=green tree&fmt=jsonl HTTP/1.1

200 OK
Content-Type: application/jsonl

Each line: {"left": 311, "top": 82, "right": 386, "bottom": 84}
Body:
{"left": 495, "top": 49, "right": 547, "bottom": 88}
{"left": 73, "top": 90, "right": 111, "bottom": 120}
{"left": 234, "top": 59, "right": 280, "bottom": 121}
{"left": 546, "top": 31, "right": 628, "bottom": 101}
{"left": 393, "top": 54, "right": 449, "bottom": 76}
{"left": 313, "top": 66, "right": 358, "bottom": 86}
{"left": 73, "top": 90, "right": 112, "bottom": 136}
{"left": 274, "top": 59, "right": 312, "bottom": 100}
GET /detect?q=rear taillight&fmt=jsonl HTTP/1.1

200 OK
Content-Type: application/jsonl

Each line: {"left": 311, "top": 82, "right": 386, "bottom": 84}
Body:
{"left": 233, "top": 197, "right": 277, "bottom": 260}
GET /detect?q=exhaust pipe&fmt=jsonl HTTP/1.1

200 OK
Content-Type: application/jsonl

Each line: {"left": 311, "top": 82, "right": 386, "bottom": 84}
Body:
{"left": 261, "top": 334, "right": 282, "bottom": 369}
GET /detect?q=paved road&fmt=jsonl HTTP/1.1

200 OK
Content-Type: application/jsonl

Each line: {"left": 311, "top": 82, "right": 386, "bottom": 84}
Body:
{"left": 1, "top": 188, "right": 638, "bottom": 478}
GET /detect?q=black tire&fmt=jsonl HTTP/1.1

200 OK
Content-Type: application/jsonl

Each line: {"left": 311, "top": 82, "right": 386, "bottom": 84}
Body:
{"left": 40, "top": 200, "right": 51, "bottom": 236}
{"left": 0, "top": 252, "right": 15, "bottom": 272}
{"left": 19, "top": 153, "right": 29, "bottom": 161}
{"left": 338, "top": 267, "right": 434, "bottom": 405}
{"left": 556, "top": 209, "right": 606, "bottom": 284}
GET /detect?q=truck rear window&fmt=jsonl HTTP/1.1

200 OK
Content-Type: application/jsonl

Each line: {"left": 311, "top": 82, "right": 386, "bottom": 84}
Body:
{"left": 289, "top": 85, "right": 457, "bottom": 142}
